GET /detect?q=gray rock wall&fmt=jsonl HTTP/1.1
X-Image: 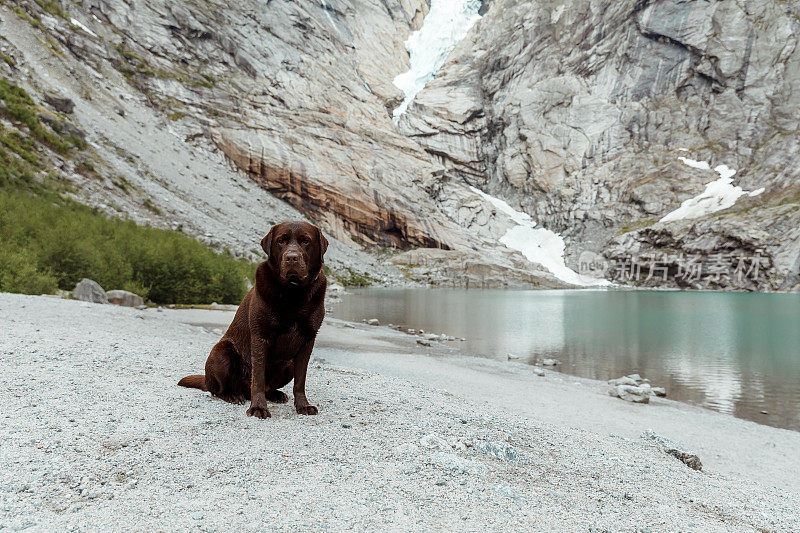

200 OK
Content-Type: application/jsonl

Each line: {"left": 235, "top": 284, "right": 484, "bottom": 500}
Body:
{"left": 0, "top": 0, "right": 568, "bottom": 287}
{"left": 4, "top": 0, "right": 798, "bottom": 290}
{"left": 400, "top": 0, "right": 800, "bottom": 291}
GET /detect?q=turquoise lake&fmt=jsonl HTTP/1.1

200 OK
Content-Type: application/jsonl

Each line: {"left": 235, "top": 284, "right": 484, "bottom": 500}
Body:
{"left": 331, "top": 289, "right": 800, "bottom": 431}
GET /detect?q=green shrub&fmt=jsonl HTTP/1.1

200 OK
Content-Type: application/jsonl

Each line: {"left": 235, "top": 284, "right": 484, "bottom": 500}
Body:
{"left": 0, "top": 247, "right": 58, "bottom": 295}
{"left": 0, "top": 189, "right": 256, "bottom": 303}
{"left": 0, "top": 53, "right": 16, "bottom": 68}
{"left": 0, "top": 138, "right": 37, "bottom": 186}
{"left": 34, "top": 0, "right": 67, "bottom": 19}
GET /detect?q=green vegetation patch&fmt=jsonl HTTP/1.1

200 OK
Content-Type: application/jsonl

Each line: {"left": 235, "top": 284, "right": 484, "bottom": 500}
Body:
{"left": 0, "top": 189, "right": 256, "bottom": 304}
{"left": 8, "top": 5, "right": 43, "bottom": 29}
{"left": 775, "top": 185, "right": 800, "bottom": 207}
{"left": 334, "top": 267, "right": 376, "bottom": 287}
{"left": 616, "top": 218, "right": 657, "bottom": 235}
{"left": 0, "top": 77, "right": 81, "bottom": 158}
{"left": 33, "top": 0, "right": 67, "bottom": 19}
{"left": 0, "top": 77, "right": 256, "bottom": 304}
{"left": 114, "top": 44, "right": 216, "bottom": 91}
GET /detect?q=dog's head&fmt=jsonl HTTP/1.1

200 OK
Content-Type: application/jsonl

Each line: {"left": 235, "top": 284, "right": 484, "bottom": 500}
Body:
{"left": 261, "top": 221, "right": 328, "bottom": 287}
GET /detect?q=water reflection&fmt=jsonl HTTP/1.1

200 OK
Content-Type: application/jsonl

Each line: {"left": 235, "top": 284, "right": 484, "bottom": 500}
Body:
{"left": 331, "top": 289, "right": 800, "bottom": 431}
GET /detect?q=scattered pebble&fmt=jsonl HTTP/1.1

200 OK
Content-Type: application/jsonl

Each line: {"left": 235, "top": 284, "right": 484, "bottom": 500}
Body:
{"left": 643, "top": 430, "right": 702, "bottom": 471}
{"left": 474, "top": 440, "right": 517, "bottom": 461}
{"left": 420, "top": 434, "right": 449, "bottom": 450}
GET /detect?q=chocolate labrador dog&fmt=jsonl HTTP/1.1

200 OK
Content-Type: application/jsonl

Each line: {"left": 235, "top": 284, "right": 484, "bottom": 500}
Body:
{"left": 178, "top": 221, "right": 328, "bottom": 418}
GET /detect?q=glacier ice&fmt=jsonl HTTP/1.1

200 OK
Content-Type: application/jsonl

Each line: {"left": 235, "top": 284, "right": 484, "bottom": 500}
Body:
{"left": 392, "top": 0, "right": 482, "bottom": 120}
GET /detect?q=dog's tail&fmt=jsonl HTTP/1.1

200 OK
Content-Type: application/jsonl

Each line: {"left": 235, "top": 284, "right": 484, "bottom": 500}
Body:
{"left": 177, "top": 375, "right": 208, "bottom": 391}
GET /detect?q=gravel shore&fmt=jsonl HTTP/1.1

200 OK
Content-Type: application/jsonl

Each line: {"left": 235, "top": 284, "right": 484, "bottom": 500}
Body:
{"left": 1, "top": 293, "right": 798, "bottom": 531}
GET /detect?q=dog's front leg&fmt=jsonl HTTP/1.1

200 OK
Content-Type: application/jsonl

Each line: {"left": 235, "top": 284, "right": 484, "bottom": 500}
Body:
{"left": 247, "top": 332, "right": 271, "bottom": 419}
{"left": 293, "top": 339, "right": 317, "bottom": 415}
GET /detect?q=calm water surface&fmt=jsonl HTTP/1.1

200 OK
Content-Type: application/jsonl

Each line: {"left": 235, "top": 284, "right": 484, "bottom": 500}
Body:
{"left": 331, "top": 289, "right": 800, "bottom": 431}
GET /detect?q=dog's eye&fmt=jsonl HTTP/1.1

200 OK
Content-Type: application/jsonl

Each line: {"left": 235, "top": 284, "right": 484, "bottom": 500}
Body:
{"left": 300, "top": 236, "right": 310, "bottom": 245}
{"left": 277, "top": 236, "right": 287, "bottom": 244}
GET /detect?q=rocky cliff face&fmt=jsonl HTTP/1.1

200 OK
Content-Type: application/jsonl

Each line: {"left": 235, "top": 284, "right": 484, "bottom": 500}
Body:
{"left": 400, "top": 0, "right": 800, "bottom": 291}
{"left": 2, "top": 0, "right": 798, "bottom": 291}
{"left": 1, "top": 0, "right": 567, "bottom": 287}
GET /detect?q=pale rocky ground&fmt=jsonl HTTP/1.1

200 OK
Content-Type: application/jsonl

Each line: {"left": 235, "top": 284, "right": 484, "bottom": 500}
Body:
{"left": 1, "top": 292, "right": 799, "bottom": 531}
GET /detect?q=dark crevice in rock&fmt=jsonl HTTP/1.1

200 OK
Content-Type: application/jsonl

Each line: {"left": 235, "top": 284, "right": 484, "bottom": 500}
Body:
{"left": 735, "top": 26, "right": 756, "bottom": 99}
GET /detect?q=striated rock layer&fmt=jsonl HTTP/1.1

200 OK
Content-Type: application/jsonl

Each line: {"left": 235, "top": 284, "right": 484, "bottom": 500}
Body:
{"left": 400, "top": 0, "right": 800, "bottom": 291}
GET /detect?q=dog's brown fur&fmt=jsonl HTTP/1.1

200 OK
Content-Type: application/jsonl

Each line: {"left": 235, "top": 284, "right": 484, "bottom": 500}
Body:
{"left": 178, "top": 221, "right": 328, "bottom": 418}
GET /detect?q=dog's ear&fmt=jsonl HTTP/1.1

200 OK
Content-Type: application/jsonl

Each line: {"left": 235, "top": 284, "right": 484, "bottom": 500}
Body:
{"left": 316, "top": 225, "right": 328, "bottom": 264}
{"left": 260, "top": 227, "right": 275, "bottom": 261}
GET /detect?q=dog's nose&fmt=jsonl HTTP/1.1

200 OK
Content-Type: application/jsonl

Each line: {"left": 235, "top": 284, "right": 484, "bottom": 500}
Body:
{"left": 284, "top": 252, "right": 300, "bottom": 264}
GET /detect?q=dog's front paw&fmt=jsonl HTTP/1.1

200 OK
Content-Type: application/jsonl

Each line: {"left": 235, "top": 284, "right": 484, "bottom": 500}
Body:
{"left": 246, "top": 396, "right": 271, "bottom": 419}
{"left": 247, "top": 404, "right": 271, "bottom": 418}
{"left": 295, "top": 403, "right": 318, "bottom": 416}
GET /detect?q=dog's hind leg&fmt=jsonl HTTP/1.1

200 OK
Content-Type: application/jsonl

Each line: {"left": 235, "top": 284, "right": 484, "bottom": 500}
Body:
{"left": 264, "top": 364, "right": 293, "bottom": 403}
{"left": 205, "top": 340, "right": 247, "bottom": 405}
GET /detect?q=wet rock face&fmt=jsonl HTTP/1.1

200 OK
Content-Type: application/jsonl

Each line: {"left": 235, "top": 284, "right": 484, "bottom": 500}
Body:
{"left": 209, "top": 129, "right": 451, "bottom": 250}
{"left": 400, "top": 0, "right": 800, "bottom": 291}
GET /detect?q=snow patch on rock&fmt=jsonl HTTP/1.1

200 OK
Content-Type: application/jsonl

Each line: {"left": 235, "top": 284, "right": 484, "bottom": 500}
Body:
{"left": 661, "top": 159, "right": 764, "bottom": 223}
{"left": 676, "top": 157, "right": 711, "bottom": 171}
{"left": 469, "top": 187, "right": 610, "bottom": 287}
{"left": 70, "top": 18, "right": 97, "bottom": 38}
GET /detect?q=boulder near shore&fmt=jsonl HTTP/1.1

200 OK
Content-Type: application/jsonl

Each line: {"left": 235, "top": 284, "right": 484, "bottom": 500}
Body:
{"left": 105, "top": 290, "right": 145, "bottom": 308}
{"left": 71, "top": 280, "right": 144, "bottom": 308}
{"left": 71, "top": 279, "right": 108, "bottom": 304}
